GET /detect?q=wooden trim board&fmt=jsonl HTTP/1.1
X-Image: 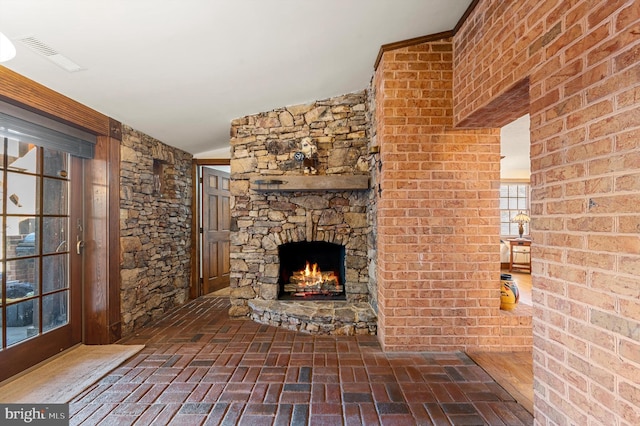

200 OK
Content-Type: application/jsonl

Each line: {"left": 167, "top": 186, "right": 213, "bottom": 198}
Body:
{"left": 0, "top": 344, "right": 144, "bottom": 403}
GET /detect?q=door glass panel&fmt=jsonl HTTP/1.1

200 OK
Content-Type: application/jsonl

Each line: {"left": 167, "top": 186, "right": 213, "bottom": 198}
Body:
{"left": 43, "top": 178, "right": 68, "bottom": 215}
{"left": 6, "top": 259, "right": 38, "bottom": 297}
{"left": 43, "top": 291, "right": 68, "bottom": 332}
{"left": 43, "top": 217, "right": 68, "bottom": 254}
{"left": 43, "top": 255, "right": 67, "bottom": 293}
{"left": 6, "top": 172, "right": 36, "bottom": 215}
{"left": 8, "top": 217, "right": 37, "bottom": 258}
{"left": 6, "top": 141, "right": 37, "bottom": 174}
{"left": 43, "top": 148, "right": 69, "bottom": 178}
{"left": 6, "top": 299, "right": 38, "bottom": 346}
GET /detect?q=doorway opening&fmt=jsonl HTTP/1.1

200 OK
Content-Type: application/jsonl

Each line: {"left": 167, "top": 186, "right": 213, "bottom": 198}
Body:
{"left": 499, "top": 114, "right": 533, "bottom": 308}
{"left": 467, "top": 85, "right": 534, "bottom": 415}
{"left": 193, "top": 160, "right": 231, "bottom": 298}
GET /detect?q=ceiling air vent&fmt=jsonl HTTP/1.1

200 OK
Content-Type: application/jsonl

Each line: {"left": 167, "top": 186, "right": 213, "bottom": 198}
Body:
{"left": 17, "top": 36, "right": 85, "bottom": 72}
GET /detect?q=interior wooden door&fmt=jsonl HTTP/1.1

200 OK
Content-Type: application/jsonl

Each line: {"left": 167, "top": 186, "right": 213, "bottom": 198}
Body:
{"left": 201, "top": 167, "right": 230, "bottom": 294}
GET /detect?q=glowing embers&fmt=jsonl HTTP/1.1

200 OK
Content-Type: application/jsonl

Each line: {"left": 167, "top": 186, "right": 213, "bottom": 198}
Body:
{"left": 284, "top": 261, "right": 343, "bottom": 297}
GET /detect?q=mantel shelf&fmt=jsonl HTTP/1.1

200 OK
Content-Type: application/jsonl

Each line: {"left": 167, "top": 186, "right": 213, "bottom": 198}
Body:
{"left": 249, "top": 175, "right": 369, "bottom": 192}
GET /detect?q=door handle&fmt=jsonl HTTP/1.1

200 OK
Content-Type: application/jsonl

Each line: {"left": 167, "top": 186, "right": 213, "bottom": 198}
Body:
{"left": 76, "top": 220, "right": 84, "bottom": 254}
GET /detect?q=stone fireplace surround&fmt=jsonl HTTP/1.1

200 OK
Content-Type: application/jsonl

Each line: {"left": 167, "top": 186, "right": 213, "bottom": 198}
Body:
{"left": 229, "top": 92, "right": 377, "bottom": 335}
{"left": 234, "top": 188, "right": 377, "bottom": 335}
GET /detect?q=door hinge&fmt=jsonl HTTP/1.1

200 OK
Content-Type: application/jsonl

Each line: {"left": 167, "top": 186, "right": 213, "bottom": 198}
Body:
{"left": 199, "top": 227, "right": 203, "bottom": 233}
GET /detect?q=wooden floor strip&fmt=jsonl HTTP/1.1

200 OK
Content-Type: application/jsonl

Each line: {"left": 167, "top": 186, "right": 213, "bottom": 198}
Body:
{"left": 0, "top": 344, "right": 144, "bottom": 403}
{"left": 467, "top": 351, "right": 534, "bottom": 414}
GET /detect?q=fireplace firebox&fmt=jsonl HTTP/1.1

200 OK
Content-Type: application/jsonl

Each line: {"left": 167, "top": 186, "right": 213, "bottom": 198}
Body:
{"left": 278, "top": 241, "right": 346, "bottom": 300}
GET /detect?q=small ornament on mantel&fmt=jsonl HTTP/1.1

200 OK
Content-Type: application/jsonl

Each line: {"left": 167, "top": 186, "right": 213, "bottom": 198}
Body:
{"left": 299, "top": 137, "right": 319, "bottom": 174}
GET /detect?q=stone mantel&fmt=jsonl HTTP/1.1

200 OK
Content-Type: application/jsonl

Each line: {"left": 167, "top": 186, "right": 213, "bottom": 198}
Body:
{"left": 249, "top": 175, "right": 369, "bottom": 192}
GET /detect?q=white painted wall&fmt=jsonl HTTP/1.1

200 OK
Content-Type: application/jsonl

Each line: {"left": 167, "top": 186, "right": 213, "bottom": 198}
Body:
{"left": 501, "top": 114, "right": 530, "bottom": 180}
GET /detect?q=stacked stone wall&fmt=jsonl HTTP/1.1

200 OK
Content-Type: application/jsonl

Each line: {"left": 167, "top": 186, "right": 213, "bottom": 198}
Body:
{"left": 366, "top": 78, "right": 380, "bottom": 314}
{"left": 119, "top": 125, "right": 192, "bottom": 335}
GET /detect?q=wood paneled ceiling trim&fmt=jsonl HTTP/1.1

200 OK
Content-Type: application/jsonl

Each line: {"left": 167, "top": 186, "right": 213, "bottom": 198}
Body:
{"left": 0, "top": 65, "right": 110, "bottom": 136}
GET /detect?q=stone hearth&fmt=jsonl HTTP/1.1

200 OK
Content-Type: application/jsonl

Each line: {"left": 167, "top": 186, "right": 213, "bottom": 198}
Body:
{"left": 249, "top": 300, "right": 376, "bottom": 335}
{"left": 229, "top": 91, "right": 377, "bottom": 335}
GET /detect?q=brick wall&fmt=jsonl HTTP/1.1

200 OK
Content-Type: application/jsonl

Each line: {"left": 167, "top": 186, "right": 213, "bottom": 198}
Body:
{"left": 454, "top": 0, "right": 640, "bottom": 425}
{"left": 374, "top": 38, "right": 532, "bottom": 352}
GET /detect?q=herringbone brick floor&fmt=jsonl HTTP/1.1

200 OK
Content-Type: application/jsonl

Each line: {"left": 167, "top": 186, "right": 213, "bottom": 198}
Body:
{"left": 69, "top": 296, "right": 533, "bottom": 425}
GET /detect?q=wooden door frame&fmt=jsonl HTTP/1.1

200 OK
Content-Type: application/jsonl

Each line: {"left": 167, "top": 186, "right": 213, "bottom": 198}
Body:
{"left": 0, "top": 66, "right": 121, "bottom": 344}
{"left": 190, "top": 158, "right": 230, "bottom": 299}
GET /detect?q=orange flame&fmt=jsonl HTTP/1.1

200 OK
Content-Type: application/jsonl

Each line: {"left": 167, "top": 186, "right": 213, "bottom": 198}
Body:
{"left": 294, "top": 261, "right": 336, "bottom": 288}
{"left": 304, "top": 261, "right": 319, "bottom": 277}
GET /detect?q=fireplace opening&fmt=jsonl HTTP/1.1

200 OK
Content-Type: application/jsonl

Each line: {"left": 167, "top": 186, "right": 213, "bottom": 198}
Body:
{"left": 278, "top": 241, "right": 346, "bottom": 300}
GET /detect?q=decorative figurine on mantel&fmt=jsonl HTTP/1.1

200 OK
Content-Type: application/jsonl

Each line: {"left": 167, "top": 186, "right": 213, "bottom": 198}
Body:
{"left": 298, "top": 137, "right": 318, "bottom": 174}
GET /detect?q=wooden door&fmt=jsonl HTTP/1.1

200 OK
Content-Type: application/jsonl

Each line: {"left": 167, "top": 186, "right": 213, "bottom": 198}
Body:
{"left": 201, "top": 167, "right": 230, "bottom": 294}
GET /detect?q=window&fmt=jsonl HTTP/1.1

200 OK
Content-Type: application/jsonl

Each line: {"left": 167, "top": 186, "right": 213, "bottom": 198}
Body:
{"left": 500, "top": 182, "right": 530, "bottom": 236}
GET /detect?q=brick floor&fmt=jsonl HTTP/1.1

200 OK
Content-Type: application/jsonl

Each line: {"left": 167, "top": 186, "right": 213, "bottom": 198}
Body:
{"left": 69, "top": 296, "right": 533, "bottom": 425}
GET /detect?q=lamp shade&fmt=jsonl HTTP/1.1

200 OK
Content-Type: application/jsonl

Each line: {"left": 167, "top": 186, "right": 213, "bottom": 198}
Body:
{"left": 512, "top": 211, "right": 530, "bottom": 238}
{"left": 0, "top": 32, "right": 16, "bottom": 63}
{"left": 512, "top": 211, "right": 530, "bottom": 223}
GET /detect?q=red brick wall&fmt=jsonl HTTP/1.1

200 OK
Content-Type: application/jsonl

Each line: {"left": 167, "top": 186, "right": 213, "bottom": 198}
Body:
{"left": 453, "top": 1, "right": 640, "bottom": 425}
{"left": 374, "top": 39, "right": 532, "bottom": 352}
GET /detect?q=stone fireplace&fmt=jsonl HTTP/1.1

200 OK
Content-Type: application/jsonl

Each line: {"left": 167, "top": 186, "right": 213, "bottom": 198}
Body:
{"left": 229, "top": 91, "right": 377, "bottom": 335}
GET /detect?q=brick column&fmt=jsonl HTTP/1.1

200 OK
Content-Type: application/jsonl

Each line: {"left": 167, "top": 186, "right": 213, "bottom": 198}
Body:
{"left": 374, "top": 39, "right": 522, "bottom": 351}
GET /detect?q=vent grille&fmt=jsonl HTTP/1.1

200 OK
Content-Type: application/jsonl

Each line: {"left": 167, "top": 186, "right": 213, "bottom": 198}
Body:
{"left": 17, "top": 36, "right": 58, "bottom": 56}
{"left": 16, "top": 36, "right": 85, "bottom": 72}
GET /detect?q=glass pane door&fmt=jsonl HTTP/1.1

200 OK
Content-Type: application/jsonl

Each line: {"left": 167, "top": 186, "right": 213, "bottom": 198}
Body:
{"left": 1, "top": 140, "right": 72, "bottom": 352}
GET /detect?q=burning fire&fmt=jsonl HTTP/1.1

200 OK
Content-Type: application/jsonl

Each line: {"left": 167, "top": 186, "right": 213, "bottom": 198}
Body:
{"left": 304, "top": 261, "right": 316, "bottom": 276}
{"left": 304, "top": 262, "right": 321, "bottom": 278}
{"left": 284, "top": 260, "right": 343, "bottom": 297}
{"left": 293, "top": 261, "right": 337, "bottom": 288}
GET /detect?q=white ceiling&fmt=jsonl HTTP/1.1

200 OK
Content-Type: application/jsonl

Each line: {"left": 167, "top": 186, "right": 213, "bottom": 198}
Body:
{"left": 0, "top": 0, "right": 473, "bottom": 156}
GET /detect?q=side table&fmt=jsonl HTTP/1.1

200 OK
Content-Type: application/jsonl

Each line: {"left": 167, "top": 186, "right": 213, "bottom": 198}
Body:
{"left": 509, "top": 239, "right": 531, "bottom": 273}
